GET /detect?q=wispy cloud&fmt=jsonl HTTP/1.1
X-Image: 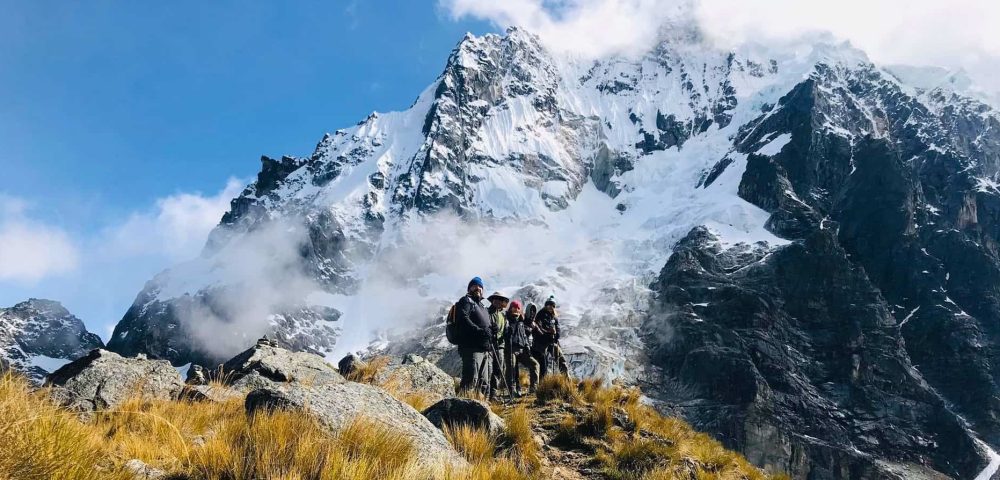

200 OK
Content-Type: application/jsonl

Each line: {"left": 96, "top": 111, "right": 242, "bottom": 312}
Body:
{"left": 101, "top": 178, "right": 243, "bottom": 261}
{"left": 0, "top": 196, "right": 79, "bottom": 284}
{"left": 442, "top": 0, "right": 684, "bottom": 59}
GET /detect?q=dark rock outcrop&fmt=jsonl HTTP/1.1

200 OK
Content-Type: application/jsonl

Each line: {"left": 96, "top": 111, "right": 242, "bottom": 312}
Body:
{"left": 422, "top": 397, "right": 506, "bottom": 437}
{"left": 45, "top": 349, "right": 184, "bottom": 411}
{"left": 647, "top": 63, "right": 1000, "bottom": 478}
{"left": 337, "top": 354, "right": 363, "bottom": 377}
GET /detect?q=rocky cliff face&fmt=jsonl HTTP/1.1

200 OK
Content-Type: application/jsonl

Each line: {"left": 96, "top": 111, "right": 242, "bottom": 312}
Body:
{"left": 105, "top": 25, "right": 1000, "bottom": 478}
{"left": 644, "top": 60, "right": 1000, "bottom": 478}
{"left": 0, "top": 299, "right": 104, "bottom": 382}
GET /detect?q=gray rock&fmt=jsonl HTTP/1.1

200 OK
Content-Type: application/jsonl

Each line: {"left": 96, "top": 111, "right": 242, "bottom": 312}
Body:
{"left": 422, "top": 397, "right": 506, "bottom": 437}
{"left": 337, "top": 354, "right": 364, "bottom": 377}
{"left": 245, "top": 382, "right": 467, "bottom": 473}
{"left": 181, "top": 384, "right": 243, "bottom": 403}
{"left": 221, "top": 344, "right": 342, "bottom": 389}
{"left": 402, "top": 353, "right": 424, "bottom": 364}
{"left": 230, "top": 371, "right": 279, "bottom": 391}
{"left": 45, "top": 349, "right": 184, "bottom": 411}
{"left": 185, "top": 364, "right": 208, "bottom": 385}
{"left": 373, "top": 355, "right": 455, "bottom": 402}
{"left": 124, "top": 458, "right": 165, "bottom": 480}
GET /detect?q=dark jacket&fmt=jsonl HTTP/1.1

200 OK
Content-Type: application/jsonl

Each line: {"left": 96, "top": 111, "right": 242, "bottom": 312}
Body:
{"left": 532, "top": 308, "right": 560, "bottom": 348}
{"left": 507, "top": 312, "right": 531, "bottom": 350}
{"left": 456, "top": 294, "right": 492, "bottom": 351}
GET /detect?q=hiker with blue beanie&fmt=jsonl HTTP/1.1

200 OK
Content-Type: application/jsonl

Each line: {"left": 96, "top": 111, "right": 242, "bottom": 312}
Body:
{"left": 451, "top": 276, "right": 493, "bottom": 395}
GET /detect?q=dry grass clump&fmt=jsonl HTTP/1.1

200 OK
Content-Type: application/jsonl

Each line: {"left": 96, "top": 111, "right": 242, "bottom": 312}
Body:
{"left": 534, "top": 374, "right": 580, "bottom": 404}
{"left": 186, "top": 410, "right": 424, "bottom": 480}
{"left": 344, "top": 355, "right": 391, "bottom": 383}
{"left": 442, "top": 406, "right": 540, "bottom": 479}
{"left": 499, "top": 406, "right": 542, "bottom": 474}
{"left": 447, "top": 457, "right": 531, "bottom": 480}
{"left": 0, "top": 373, "right": 130, "bottom": 480}
{"left": 445, "top": 424, "right": 497, "bottom": 464}
{"left": 0, "top": 373, "right": 431, "bottom": 480}
{"left": 398, "top": 390, "right": 440, "bottom": 412}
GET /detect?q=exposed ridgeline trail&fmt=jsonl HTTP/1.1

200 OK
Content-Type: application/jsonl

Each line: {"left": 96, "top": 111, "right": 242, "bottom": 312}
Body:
{"left": 81, "top": 22, "right": 1000, "bottom": 480}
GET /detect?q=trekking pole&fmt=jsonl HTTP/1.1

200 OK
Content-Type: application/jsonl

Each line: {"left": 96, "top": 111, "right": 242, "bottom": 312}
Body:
{"left": 489, "top": 342, "right": 515, "bottom": 404}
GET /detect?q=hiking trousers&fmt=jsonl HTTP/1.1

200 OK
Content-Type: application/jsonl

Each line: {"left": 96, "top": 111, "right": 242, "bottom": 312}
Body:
{"left": 458, "top": 346, "right": 492, "bottom": 396}
{"left": 489, "top": 346, "right": 506, "bottom": 398}
{"left": 532, "top": 343, "right": 568, "bottom": 379}
{"left": 508, "top": 345, "right": 538, "bottom": 392}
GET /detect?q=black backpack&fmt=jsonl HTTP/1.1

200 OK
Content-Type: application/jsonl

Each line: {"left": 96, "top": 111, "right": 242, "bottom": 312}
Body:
{"left": 445, "top": 303, "right": 460, "bottom": 345}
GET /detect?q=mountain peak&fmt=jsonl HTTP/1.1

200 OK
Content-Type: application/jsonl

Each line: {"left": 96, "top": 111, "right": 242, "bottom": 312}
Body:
{"left": 0, "top": 299, "right": 104, "bottom": 382}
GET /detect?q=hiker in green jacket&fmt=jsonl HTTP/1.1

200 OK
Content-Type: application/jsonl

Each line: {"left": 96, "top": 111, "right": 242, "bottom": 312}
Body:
{"left": 487, "top": 291, "right": 509, "bottom": 400}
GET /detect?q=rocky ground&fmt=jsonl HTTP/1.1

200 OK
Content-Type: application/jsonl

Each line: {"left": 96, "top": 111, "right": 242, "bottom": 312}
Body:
{"left": 0, "top": 340, "right": 781, "bottom": 480}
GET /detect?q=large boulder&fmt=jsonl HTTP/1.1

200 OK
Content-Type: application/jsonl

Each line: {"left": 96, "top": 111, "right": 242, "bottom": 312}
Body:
{"left": 221, "top": 344, "right": 342, "bottom": 390}
{"left": 185, "top": 364, "right": 208, "bottom": 385}
{"left": 372, "top": 354, "right": 455, "bottom": 402}
{"left": 422, "top": 397, "right": 506, "bottom": 437}
{"left": 337, "top": 354, "right": 363, "bottom": 377}
{"left": 45, "top": 349, "right": 184, "bottom": 411}
{"left": 246, "top": 382, "right": 467, "bottom": 474}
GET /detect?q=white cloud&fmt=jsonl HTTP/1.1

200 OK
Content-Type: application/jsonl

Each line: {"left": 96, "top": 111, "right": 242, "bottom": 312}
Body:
{"left": 0, "top": 196, "right": 80, "bottom": 284}
{"left": 442, "top": 0, "right": 1000, "bottom": 94}
{"left": 0, "top": 179, "right": 245, "bottom": 334}
{"left": 102, "top": 178, "right": 243, "bottom": 261}
{"left": 443, "top": 0, "right": 684, "bottom": 58}
{"left": 693, "top": 0, "right": 1000, "bottom": 94}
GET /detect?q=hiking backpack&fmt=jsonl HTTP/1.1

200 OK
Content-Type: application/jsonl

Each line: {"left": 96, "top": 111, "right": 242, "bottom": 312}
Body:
{"left": 445, "top": 303, "right": 460, "bottom": 345}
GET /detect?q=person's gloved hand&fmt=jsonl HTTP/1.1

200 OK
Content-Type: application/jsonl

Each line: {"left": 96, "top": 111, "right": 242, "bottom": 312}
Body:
{"left": 490, "top": 323, "right": 499, "bottom": 336}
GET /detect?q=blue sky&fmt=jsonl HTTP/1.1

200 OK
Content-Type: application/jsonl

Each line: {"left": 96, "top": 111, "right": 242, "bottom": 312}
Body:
{"left": 0, "top": 0, "right": 493, "bottom": 335}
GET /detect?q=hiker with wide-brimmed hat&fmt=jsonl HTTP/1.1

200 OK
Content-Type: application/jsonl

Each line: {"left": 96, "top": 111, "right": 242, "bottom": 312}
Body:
{"left": 486, "top": 291, "right": 510, "bottom": 400}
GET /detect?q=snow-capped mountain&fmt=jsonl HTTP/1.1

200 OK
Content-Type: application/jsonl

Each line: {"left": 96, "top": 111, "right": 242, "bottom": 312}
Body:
{"left": 106, "top": 26, "right": 1000, "bottom": 479}
{"left": 0, "top": 299, "right": 104, "bottom": 382}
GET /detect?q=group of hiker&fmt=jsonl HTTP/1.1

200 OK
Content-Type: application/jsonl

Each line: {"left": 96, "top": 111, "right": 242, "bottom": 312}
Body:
{"left": 447, "top": 276, "right": 568, "bottom": 399}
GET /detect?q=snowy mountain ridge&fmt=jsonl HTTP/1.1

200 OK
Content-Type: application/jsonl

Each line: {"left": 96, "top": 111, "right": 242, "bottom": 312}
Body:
{"left": 0, "top": 299, "right": 104, "bottom": 383}
{"left": 100, "top": 25, "right": 1000, "bottom": 479}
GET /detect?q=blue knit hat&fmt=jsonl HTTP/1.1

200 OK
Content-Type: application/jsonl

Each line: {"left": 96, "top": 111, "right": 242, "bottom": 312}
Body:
{"left": 468, "top": 276, "right": 484, "bottom": 290}
{"left": 544, "top": 296, "right": 557, "bottom": 307}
